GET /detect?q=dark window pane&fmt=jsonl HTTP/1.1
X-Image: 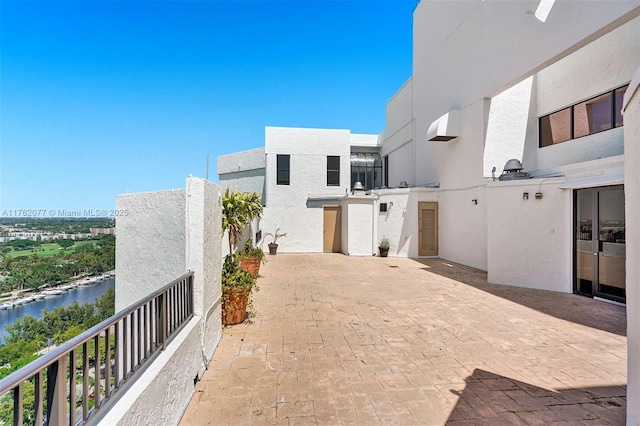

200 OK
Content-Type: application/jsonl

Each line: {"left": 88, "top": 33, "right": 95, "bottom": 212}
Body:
{"left": 276, "top": 155, "right": 290, "bottom": 185}
{"left": 615, "top": 85, "right": 628, "bottom": 128}
{"left": 327, "top": 171, "right": 340, "bottom": 186}
{"left": 540, "top": 108, "right": 571, "bottom": 147}
{"left": 277, "top": 170, "right": 289, "bottom": 185}
{"left": 277, "top": 154, "right": 289, "bottom": 170}
{"left": 383, "top": 156, "right": 389, "bottom": 187}
{"left": 327, "top": 156, "right": 340, "bottom": 186}
{"left": 327, "top": 156, "right": 340, "bottom": 170}
{"left": 574, "top": 92, "right": 612, "bottom": 138}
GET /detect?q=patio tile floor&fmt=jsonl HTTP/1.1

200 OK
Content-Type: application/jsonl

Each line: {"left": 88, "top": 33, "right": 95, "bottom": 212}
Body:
{"left": 180, "top": 254, "right": 627, "bottom": 425}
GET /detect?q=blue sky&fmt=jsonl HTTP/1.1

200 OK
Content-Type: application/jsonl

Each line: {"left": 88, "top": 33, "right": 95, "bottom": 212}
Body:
{"left": 0, "top": 0, "right": 414, "bottom": 214}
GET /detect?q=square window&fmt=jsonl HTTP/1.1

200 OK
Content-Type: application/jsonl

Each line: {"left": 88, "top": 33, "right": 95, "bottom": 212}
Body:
{"left": 540, "top": 108, "right": 571, "bottom": 147}
{"left": 574, "top": 92, "right": 612, "bottom": 138}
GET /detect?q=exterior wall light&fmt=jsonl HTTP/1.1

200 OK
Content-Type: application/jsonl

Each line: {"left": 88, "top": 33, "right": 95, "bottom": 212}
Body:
{"left": 535, "top": 192, "right": 543, "bottom": 200}
{"left": 523, "top": 192, "right": 529, "bottom": 200}
{"left": 472, "top": 199, "right": 478, "bottom": 205}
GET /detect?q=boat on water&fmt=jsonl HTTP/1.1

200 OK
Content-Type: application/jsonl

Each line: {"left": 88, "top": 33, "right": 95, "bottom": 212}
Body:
{"left": 43, "top": 289, "right": 63, "bottom": 297}
{"left": 33, "top": 294, "right": 46, "bottom": 300}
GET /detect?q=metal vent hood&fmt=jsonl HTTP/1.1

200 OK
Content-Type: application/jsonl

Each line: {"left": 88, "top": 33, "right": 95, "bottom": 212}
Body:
{"left": 426, "top": 109, "right": 460, "bottom": 142}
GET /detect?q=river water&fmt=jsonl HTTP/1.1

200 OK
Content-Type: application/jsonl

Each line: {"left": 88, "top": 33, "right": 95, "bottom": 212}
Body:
{"left": 0, "top": 278, "right": 115, "bottom": 342}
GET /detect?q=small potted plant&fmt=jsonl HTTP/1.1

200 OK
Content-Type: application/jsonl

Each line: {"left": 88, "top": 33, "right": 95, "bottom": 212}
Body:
{"left": 237, "top": 239, "right": 265, "bottom": 278}
{"left": 378, "top": 237, "right": 390, "bottom": 257}
{"left": 264, "top": 227, "right": 287, "bottom": 255}
{"left": 221, "top": 255, "right": 259, "bottom": 325}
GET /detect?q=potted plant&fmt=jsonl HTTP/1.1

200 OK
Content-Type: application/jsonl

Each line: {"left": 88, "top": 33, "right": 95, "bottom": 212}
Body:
{"left": 221, "top": 188, "right": 263, "bottom": 324}
{"left": 237, "top": 239, "right": 265, "bottom": 278}
{"left": 264, "top": 227, "right": 287, "bottom": 255}
{"left": 378, "top": 237, "right": 390, "bottom": 257}
{"left": 221, "top": 255, "right": 258, "bottom": 325}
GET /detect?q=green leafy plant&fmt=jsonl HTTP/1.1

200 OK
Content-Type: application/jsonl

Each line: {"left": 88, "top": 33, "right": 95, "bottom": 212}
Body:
{"left": 221, "top": 188, "right": 263, "bottom": 255}
{"left": 237, "top": 239, "right": 266, "bottom": 264}
{"left": 221, "top": 255, "right": 259, "bottom": 317}
{"left": 379, "top": 237, "right": 390, "bottom": 249}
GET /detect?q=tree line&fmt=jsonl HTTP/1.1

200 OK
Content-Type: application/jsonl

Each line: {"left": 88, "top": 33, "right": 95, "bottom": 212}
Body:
{"left": 0, "top": 234, "right": 115, "bottom": 293}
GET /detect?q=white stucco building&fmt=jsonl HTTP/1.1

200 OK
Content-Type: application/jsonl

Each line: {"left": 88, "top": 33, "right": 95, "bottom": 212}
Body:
{"left": 219, "top": 3, "right": 640, "bottom": 422}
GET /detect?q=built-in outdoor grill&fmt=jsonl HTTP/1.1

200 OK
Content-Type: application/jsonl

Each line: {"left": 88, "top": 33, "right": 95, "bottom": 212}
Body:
{"left": 497, "top": 159, "right": 530, "bottom": 181}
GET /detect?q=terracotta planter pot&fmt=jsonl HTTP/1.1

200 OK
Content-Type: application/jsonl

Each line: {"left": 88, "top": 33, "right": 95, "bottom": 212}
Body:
{"left": 268, "top": 243, "right": 278, "bottom": 255}
{"left": 239, "top": 257, "right": 261, "bottom": 278}
{"left": 379, "top": 247, "right": 389, "bottom": 257}
{"left": 222, "top": 289, "right": 249, "bottom": 325}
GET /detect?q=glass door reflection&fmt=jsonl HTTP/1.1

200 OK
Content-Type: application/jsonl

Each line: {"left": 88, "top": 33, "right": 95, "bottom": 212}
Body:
{"left": 576, "top": 189, "right": 594, "bottom": 296}
{"left": 597, "top": 187, "right": 625, "bottom": 301}
{"left": 574, "top": 185, "right": 625, "bottom": 303}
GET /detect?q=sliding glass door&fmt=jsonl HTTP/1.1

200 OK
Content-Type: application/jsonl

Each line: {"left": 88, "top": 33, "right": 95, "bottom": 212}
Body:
{"left": 574, "top": 186, "right": 625, "bottom": 303}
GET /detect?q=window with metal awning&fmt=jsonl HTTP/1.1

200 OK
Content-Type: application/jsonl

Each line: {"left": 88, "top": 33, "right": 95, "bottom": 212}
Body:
{"left": 350, "top": 152, "right": 382, "bottom": 190}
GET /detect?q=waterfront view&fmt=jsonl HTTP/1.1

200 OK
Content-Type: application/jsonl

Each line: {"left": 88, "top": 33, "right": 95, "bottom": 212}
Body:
{"left": 0, "top": 276, "right": 114, "bottom": 342}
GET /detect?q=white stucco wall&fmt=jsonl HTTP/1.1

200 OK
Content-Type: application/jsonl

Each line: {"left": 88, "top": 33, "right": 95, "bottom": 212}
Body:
{"left": 350, "top": 133, "right": 379, "bottom": 148}
{"left": 376, "top": 191, "right": 411, "bottom": 257}
{"left": 115, "top": 189, "right": 186, "bottom": 311}
{"left": 264, "top": 127, "right": 351, "bottom": 208}
{"left": 375, "top": 189, "right": 439, "bottom": 258}
{"left": 439, "top": 188, "right": 487, "bottom": 271}
{"left": 431, "top": 99, "right": 487, "bottom": 189}
{"left": 384, "top": 77, "right": 413, "bottom": 139}
{"left": 342, "top": 196, "right": 376, "bottom": 256}
{"left": 623, "top": 66, "right": 640, "bottom": 426}
{"left": 218, "top": 147, "right": 266, "bottom": 198}
{"left": 536, "top": 16, "right": 640, "bottom": 117}
{"left": 218, "top": 147, "right": 265, "bottom": 175}
{"left": 486, "top": 179, "right": 572, "bottom": 292}
{"left": 484, "top": 77, "right": 537, "bottom": 177}
{"left": 108, "top": 177, "right": 223, "bottom": 425}
{"left": 260, "top": 206, "right": 327, "bottom": 253}
{"left": 534, "top": 16, "right": 639, "bottom": 170}
{"left": 386, "top": 142, "right": 414, "bottom": 188}
{"left": 260, "top": 126, "right": 377, "bottom": 253}
{"left": 412, "top": 0, "right": 640, "bottom": 183}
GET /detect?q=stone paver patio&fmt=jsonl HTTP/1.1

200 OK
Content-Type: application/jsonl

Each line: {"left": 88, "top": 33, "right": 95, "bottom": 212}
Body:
{"left": 180, "top": 254, "right": 627, "bottom": 425}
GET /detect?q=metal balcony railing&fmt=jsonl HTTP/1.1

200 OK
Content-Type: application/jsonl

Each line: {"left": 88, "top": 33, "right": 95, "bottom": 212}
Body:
{"left": 0, "top": 271, "right": 194, "bottom": 425}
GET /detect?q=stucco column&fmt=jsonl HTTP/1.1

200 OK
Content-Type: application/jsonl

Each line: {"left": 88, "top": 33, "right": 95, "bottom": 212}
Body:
{"left": 623, "top": 66, "right": 640, "bottom": 426}
{"left": 185, "top": 177, "right": 222, "bottom": 361}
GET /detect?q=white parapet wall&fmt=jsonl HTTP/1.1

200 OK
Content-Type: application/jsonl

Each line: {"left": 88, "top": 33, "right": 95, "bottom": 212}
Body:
{"left": 623, "top": 66, "right": 640, "bottom": 426}
{"left": 108, "top": 176, "right": 222, "bottom": 425}
{"left": 115, "top": 189, "right": 187, "bottom": 310}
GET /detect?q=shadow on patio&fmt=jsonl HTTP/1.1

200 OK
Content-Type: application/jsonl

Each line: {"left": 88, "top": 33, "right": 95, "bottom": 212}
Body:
{"left": 446, "top": 368, "right": 626, "bottom": 424}
{"left": 410, "top": 258, "right": 626, "bottom": 337}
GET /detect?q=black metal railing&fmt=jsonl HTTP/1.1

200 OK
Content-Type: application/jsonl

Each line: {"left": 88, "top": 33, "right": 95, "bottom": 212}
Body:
{"left": 0, "top": 271, "right": 194, "bottom": 425}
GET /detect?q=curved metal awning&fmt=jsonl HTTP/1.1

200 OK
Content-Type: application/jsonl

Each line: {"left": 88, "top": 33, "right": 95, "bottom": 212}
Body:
{"left": 350, "top": 152, "right": 381, "bottom": 167}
